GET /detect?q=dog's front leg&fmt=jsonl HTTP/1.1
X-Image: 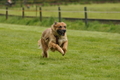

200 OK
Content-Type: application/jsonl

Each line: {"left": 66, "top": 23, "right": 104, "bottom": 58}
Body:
{"left": 62, "top": 41, "right": 68, "bottom": 55}
{"left": 49, "top": 42, "right": 64, "bottom": 55}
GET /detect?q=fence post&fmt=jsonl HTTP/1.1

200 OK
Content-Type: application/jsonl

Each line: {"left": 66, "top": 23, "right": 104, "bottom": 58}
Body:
{"left": 22, "top": 7, "right": 24, "bottom": 18}
{"left": 20, "top": 0, "right": 23, "bottom": 7}
{"left": 39, "top": 7, "right": 42, "bottom": 21}
{"left": 36, "top": 5, "right": 37, "bottom": 17}
{"left": 6, "top": 7, "right": 8, "bottom": 20}
{"left": 58, "top": 7, "right": 61, "bottom": 22}
{"left": 84, "top": 7, "right": 88, "bottom": 27}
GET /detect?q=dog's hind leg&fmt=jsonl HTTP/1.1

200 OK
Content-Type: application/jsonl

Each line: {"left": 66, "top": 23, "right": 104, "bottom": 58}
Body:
{"left": 41, "top": 39, "right": 49, "bottom": 58}
{"left": 42, "top": 47, "right": 49, "bottom": 58}
{"left": 42, "top": 50, "right": 48, "bottom": 58}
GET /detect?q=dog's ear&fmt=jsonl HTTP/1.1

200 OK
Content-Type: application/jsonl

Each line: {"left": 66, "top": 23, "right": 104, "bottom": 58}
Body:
{"left": 54, "top": 22, "right": 58, "bottom": 25}
{"left": 51, "top": 22, "right": 57, "bottom": 30}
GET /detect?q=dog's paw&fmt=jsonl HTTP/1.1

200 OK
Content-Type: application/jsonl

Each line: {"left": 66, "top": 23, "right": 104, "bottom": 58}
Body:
{"left": 62, "top": 53, "right": 65, "bottom": 56}
{"left": 57, "top": 47, "right": 64, "bottom": 54}
{"left": 62, "top": 48, "right": 67, "bottom": 53}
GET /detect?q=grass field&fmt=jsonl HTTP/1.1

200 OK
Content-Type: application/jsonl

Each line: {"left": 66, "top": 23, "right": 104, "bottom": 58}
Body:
{"left": 0, "top": 3, "right": 120, "bottom": 19}
{"left": 41, "top": 3, "right": 120, "bottom": 19}
{"left": 0, "top": 23, "right": 120, "bottom": 80}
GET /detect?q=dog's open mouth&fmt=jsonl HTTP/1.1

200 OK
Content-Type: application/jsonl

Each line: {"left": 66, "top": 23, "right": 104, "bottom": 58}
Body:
{"left": 57, "top": 30, "right": 66, "bottom": 36}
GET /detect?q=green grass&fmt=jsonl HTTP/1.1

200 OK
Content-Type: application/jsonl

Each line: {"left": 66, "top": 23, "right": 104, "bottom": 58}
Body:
{"left": 0, "top": 3, "right": 120, "bottom": 19}
{"left": 0, "top": 16, "right": 120, "bottom": 34}
{"left": 0, "top": 23, "right": 120, "bottom": 80}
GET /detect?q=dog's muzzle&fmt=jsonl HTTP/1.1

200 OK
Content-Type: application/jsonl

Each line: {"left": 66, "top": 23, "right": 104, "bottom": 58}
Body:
{"left": 57, "top": 30, "right": 66, "bottom": 36}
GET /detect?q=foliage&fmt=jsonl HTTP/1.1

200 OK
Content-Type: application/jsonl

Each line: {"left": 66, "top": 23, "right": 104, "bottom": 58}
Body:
{"left": 0, "top": 23, "right": 120, "bottom": 80}
{"left": 0, "top": 16, "right": 120, "bottom": 34}
{"left": 16, "top": 0, "right": 120, "bottom": 3}
{"left": 0, "top": 0, "right": 120, "bottom": 5}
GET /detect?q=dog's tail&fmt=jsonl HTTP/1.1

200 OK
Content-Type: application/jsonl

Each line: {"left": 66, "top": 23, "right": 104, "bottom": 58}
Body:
{"left": 38, "top": 39, "right": 42, "bottom": 49}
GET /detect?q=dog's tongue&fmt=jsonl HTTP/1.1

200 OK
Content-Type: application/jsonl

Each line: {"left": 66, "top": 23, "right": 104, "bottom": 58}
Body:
{"left": 62, "top": 31, "right": 65, "bottom": 36}
{"left": 62, "top": 33, "right": 64, "bottom": 36}
{"left": 62, "top": 30, "right": 66, "bottom": 36}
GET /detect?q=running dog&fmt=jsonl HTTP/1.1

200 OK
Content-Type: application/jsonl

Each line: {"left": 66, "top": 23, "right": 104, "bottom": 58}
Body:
{"left": 38, "top": 22, "right": 68, "bottom": 58}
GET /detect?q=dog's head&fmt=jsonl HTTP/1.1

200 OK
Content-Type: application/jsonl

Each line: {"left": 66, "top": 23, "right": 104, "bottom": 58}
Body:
{"left": 52, "top": 22, "right": 67, "bottom": 36}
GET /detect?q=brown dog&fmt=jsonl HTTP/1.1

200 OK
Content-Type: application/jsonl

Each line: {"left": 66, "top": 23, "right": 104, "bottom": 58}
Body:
{"left": 38, "top": 22, "right": 68, "bottom": 58}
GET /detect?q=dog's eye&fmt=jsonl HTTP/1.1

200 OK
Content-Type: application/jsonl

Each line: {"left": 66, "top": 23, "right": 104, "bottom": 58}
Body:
{"left": 64, "top": 26, "right": 66, "bottom": 28}
{"left": 59, "top": 26, "right": 62, "bottom": 28}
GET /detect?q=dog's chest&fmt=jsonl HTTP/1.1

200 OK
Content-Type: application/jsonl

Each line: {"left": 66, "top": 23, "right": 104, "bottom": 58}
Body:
{"left": 56, "top": 37, "right": 66, "bottom": 46}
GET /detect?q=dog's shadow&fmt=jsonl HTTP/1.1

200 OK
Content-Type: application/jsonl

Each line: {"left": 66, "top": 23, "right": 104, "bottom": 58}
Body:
{"left": 39, "top": 56, "right": 69, "bottom": 61}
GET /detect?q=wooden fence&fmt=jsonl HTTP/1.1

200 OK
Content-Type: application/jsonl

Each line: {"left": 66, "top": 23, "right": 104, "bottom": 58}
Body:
{"left": 0, "top": 7, "right": 120, "bottom": 27}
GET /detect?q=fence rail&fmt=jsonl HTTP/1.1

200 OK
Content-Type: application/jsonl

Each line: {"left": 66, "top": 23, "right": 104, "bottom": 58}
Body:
{"left": 0, "top": 7, "right": 120, "bottom": 26}
{"left": 1, "top": 9, "right": 120, "bottom": 13}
